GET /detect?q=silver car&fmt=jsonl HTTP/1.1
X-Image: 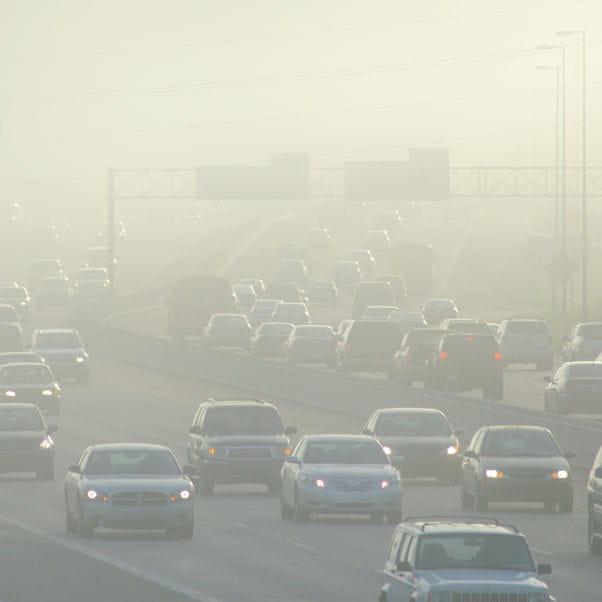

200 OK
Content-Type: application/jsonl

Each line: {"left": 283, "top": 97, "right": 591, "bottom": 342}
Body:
{"left": 280, "top": 434, "right": 402, "bottom": 523}
{"left": 65, "top": 443, "right": 195, "bottom": 539}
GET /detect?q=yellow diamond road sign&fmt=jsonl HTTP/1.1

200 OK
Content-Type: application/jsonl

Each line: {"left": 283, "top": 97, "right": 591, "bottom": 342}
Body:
{"left": 546, "top": 253, "right": 579, "bottom": 284}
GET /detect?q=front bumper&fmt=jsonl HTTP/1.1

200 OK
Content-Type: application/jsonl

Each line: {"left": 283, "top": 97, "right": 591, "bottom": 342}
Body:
{"left": 82, "top": 502, "right": 193, "bottom": 530}
{"left": 299, "top": 485, "right": 402, "bottom": 515}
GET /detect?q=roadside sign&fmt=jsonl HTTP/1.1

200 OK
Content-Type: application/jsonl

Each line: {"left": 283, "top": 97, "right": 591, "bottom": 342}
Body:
{"left": 545, "top": 252, "right": 579, "bottom": 284}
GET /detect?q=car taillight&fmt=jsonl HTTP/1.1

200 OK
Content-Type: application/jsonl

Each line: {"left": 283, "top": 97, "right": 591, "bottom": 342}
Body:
{"left": 494, "top": 352, "right": 501, "bottom": 360}
{"left": 406, "top": 352, "right": 413, "bottom": 359}
{"left": 440, "top": 352, "right": 447, "bottom": 359}
{"left": 345, "top": 344, "right": 352, "bottom": 350}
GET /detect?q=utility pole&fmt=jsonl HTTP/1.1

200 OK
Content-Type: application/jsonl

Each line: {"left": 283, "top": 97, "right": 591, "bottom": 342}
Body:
{"left": 107, "top": 167, "right": 116, "bottom": 298}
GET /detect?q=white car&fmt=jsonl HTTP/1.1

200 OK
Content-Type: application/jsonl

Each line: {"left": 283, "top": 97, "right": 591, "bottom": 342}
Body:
{"left": 73, "top": 267, "right": 110, "bottom": 300}
{"left": 271, "top": 302, "right": 310, "bottom": 326}
{"left": 280, "top": 434, "right": 402, "bottom": 523}
{"left": 65, "top": 443, "right": 195, "bottom": 539}
{"left": 31, "top": 328, "right": 90, "bottom": 383}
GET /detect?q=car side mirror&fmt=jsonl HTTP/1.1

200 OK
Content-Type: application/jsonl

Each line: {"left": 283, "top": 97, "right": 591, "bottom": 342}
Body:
{"left": 285, "top": 426, "right": 298, "bottom": 435}
{"left": 537, "top": 563, "right": 552, "bottom": 575}
{"left": 68, "top": 464, "right": 81, "bottom": 474}
{"left": 396, "top": 560, "right": 412, "bottom": 572}
{"left": 543, "top": 376, "right": 552, "bottom": 383}
{"left": 595, "top": 466, "right": 602, "bottom": 479}
{"left": 182, "top": 465, "right": 197, "bottom": 476}
{"left": 563, "top": 451, "right": 576, "bottom": 459}
{"left": 453, "top": 428, "right": 465, "bottom": 437}
{"left": 285, "top": 456, "right": 300, "bottom": 464}
{"left": 47, "top": 424, "right": 58, "bottom": 434}
{"left": 189, "top": 425, "right": 203, "bottom": 435}
{"left": 464, "top": 450, "right": 478, "bottom": 459}
{"left": 362, "top": 428, "right": 373, "bottom": 436}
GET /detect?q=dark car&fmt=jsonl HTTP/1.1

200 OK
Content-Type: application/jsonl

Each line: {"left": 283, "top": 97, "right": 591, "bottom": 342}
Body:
{"left": 337, "top": 320, "right": 402, "bottom": 374}
{"left": 351, "top": 281, "right": 396, "bottom": 320}
{"left": 544, "top": 361, "right": 602, "bottom": 415}
{"left": 0, "top": 323, "right": 23, "bottom": 352}
{"left": 0, "top": 362, "right": 61, "bottom": 415}
{"left": 425, "top": 333, "right": 504, "bottom": 400}
{"left": 303, "top": 227, "right": 332, "bottom": 252}
{"left": 306, "top": 280, "right": 339, "bottom": 306}
{"left": 249, "top": 322, "right": 294, "bottom": 357}
{"left": 460, "top": 425, "right": 575, "bottom": 512}
{"left": 562, "top": 322, "right": 602, "bottom": 361}
{"left": 332, "top": 261, "right": 362, "bottom": 294}
{"left": 187, "top": 398, "right": 297, "bottom": 495}
{"left": 237, "top": 278, "right": 266, "bottom": 298}
{"left": 0, "top": 403, "right": 57, "bottom": 480}
{"left": 377, "top": 275, "right": 408, "bottom": 308}
{"left": 587, "top": 444, "right": 602, "bottom": 554}
{"left": 363, "top": 408, "right": 463, "bottom": 483}
{"left": 35, "top": 277, "right": 73, "bottom": 311}
{"left": 282, "top": 325, "right": 337, "bottom": 367}
{"left": 421, "top": 298, "right": 459, "bottom": 326}
{"left": 263, "top": 282, "right": 306, "bottom": 303}
{"left": 389, "top": 328, "right": 449, "bottom": 384}
{"left": 0, "top": 287, "right": 31, "bottom": 320}
{"left": 201, "top": 313, "right": 252, "bottom": 349}
{"left": 232, "top": 284, "right": 257, "bottom": 312}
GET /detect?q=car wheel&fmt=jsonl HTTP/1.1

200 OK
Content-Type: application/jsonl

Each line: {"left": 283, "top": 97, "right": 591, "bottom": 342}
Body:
{"left": 293, "top": 490, "right": 310, "bottom": 522}
{"left": 474, "top": 486, "right": 489, "bottom": 512}
{"left": 386, "top": 510, "right": 402, "bottom": 525}
{"left": 65, "top": 505, "right": 78, "bottom": 534}
{"left": 460, "top": 478, "right": 474, "bottom": 509}
{"left": 267, "top": 480, "right": 281, "bottom": 495}
{"left": 198, "top": 470, "right": 215, "bottom": 496}
{"left": 589, "top": 510, "right": 602, "bottom": 555}
{"left": 558, "top": 489, "right": 574, "bottom": 513}
{"left": 37, "top": 463, "right": 55, "bottom": 481}
{"left": 77, "top": 503, "right": 94, "bottom": 539}
{"left": 178, "top": 518, "right": 194, "bottom": 539}
{"left": 280, "top": 495, "right": 294, "bottom": 519}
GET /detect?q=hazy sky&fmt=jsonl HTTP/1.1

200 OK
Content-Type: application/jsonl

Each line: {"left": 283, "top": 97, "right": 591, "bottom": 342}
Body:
{"left": 1, "top": 0, "right": 600, "bottom": 206}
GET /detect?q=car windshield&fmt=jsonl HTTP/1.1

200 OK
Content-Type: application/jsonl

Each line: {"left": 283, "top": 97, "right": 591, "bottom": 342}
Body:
{"left": 35, "top": 332, "right": 81, "bottom": 349}
{"left": 565, "top": 364, "right": 602, "bottom": 378}
{"left": 0, "top": 408, "right": 44, "bottom": 431}
{"left": 276, "top": 304, "right": 305, "bottom": 313}
{"left": 212, "top": 315, "right": 246, "bottom": 325}
{"left": 481, "top": 431, "right": 561, "bottom": 457}
{"left": 404, "top": 330, "right": 446, "bottom": 347}
{"left": 0, "top": 288, "right": 26, "bottom": 300}
{"left": 375, "top": 413, "right": 451, "bottom": 437}
{"left": 85, "top": 449, "right": 180, "bottom": 475}
{"left": 0, "top": 364, "right": 53, "bottom": 383}
{"left": 253, "top": 300, "right": 281, "bottom": 310}
{"left": 415, "top": 534, "right": 534, "bottom": 572}
{"left": 304, "top": 440, "right": 388, "bottom": 464}
{"left": 204, "top": 406, "right": 284, "bottom": 434}
{"left": 579, "top": 324, "right": 602, "bottom": 339}
{"left": 257, "top": 323, "right": 293, "bottom": 335}
{"left": 447, "top": 321, "right": 491, "bottom": 334}
{"left": 424, "top": 300, "right": 454, "bottom": 310}
{"left": 506, "top": 321, "right": 548, "bottom": 334}
{"left": 0, "top": 307, "right": 18, "bottom": 321}
{"left": 40, "top": 279, "right": 69, "bottom": 289}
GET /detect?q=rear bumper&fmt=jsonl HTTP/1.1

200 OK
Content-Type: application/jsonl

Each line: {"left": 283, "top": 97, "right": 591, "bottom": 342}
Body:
{"left": 201, "top": 458, "right": 284, "bottom": 484}
{"left": 0, "top": 449, "right": 53, "bottom": 473}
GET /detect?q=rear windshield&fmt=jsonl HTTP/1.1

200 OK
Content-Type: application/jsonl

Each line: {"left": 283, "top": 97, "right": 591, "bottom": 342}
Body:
{"left": 204, "top": 406, "right": 284, "bottom": 434}
{"left": 579, "top": 324, "right": 602, "bottom": 339}
{"left": 447, "top": 321, "right": 491, "bottom": 334}
{"left": 257, "top": 323, "right": 293, "bottom": 335}
{"left": 442, "top": 335, "right": 499, "bottom": 353}
{"left": 212, "top": 314, "right": 247, "bottom": 324}
{"left": 404, "top": 330, "right": 447, "bottom": 347}
{"left": 565, "top": 364, "right": 602, "bottom": 377}
{"left": 506, "top": 321, "right": 548, "bottom": 334}
{"left": 304, "top": 440, "right": 388, "bottom": 464}
{"left": 294, "top": 326, "right": 333, "bottom": 338}
{"left": 375, "top": 413, "right": 451, "bottom": 437}
{"left": 0, "top": 407, "right": 44, "bottom": 431}
{"left": 347, "top": 321, "right": 402, "bottom": 349}
{"left": 35, "top": 332, "right": 82, "bottom": 349}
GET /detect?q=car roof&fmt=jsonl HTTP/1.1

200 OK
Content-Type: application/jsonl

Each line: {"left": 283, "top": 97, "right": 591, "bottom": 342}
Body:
{"left": 481, "top": 425, "right": 551, "bottom": 434}
{"left": 86, "top": 443, "right": 172, "bottom": 452}
{"left": 34, "top": 328, "right": 78, "bottom": 334}
{"left": 562, "top": 360, "right": 601, "bottom": 366}
{"left": 400, "top": 517, "right": 521, "bottom": 536}
{"left": 374, "top": 407, "right": 446, "bottom": 416}
{"left": 0, "top": 362, "right": 50, "bottom": 369}
{"left": 204, "top": 397, "right": 274, "bottom": 408}
{"left": 0, "top": 402, "right": 43, "bottom": 411}
{"left": 302, "top": 434, "right": 377, "bottom": 443}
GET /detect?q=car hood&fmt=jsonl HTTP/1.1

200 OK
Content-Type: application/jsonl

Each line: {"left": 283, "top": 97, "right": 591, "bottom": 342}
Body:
{"left": 81, "top": 475, "right": 191, "bottom": 491}
{"left": 480, "top": 455, "right": 569, "bottom": 473}
{"left": 204, "top": 433, "right": 290, "bottom": 446}
{"left": 417, "top": 569, "right": 547, "bottom": 592}
{"left": 301, "top": 464, "right": 395, "bottom": 479}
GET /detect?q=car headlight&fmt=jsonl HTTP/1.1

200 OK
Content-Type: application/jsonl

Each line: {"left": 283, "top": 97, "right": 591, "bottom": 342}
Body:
{"left": 485, "top": 469, "right": 505, "bottom": 479}
{"left": 552, "top": 470, "right": 569, "bottom": 479}
{"left": 446, "top": 445, "right": 459, "bottom": 455}
{"left": 170, "top": 489, "right": 192, "bottom": 502}
{"left": 206, "top": 447, "right": 226, "bottom": 458}
{"left": 382, "top": 445, "right": 392, "bottom": 455}
{"left": 39, "top": 436, "right": 54, "bottom": 450}
{"left": 85, "top": 489, "right": 108, "bottom": 502}
{"left": 314, "top": 478, "right": 325, "bottom": 488}
{"left": 42, "top": 389, "right": 54, "bottom": 396}
{"left": 75, "top": 357, "right": 85, "bottom": 363}
{"left": 4, "top": 390, "right": 16, "bottom": 397}
{"left": 19, "top": 301, "right": 26, "bottom": 306}
{"left": 273, "top": 446, "right": 292, "bottom": 458}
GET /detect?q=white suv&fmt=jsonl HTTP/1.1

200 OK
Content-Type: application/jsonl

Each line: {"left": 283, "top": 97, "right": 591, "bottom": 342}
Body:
{"left": 379, "top": 517, "right": 555, "bottom": 602}
{"left": 497, "top": 319, "right": 554, "bottom": 370}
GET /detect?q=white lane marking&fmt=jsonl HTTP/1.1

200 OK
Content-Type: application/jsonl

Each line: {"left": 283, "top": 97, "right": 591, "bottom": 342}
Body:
{"left": 292, "top": 541, "right": 318, "bottom": 554}
{"left": 531, "top": 547, "right": 555, "bottom": 558}
{"left": 0, "top": 514, "right": 221, "bottom": 602}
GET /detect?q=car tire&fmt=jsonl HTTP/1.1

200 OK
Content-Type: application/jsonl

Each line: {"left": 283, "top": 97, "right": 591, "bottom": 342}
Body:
{"left": 178, "top": 519, "right": 194, "bottom": 539}
{"left": 588, "top": 510, "right": 602, "bottom": 555}
{"left": 293, "top": 490, "right": 310, "bottom": 523}
{"left": 386, "top": 511, "right": 402, "bottom": 525}
{"left": 65, "top": 505, "right": 78, "bottom": 534}
{"left": 77, "top": 503, "right": 94, "bottom": 539}
{"left": 558, "top": 489, "right": 574, "bottom": 513}
{"left": 474, "top": 486, "right": 489, "bottom": 512}
{"left": 460, "top": 479, "right": 474, "bottom": 509}
{"left": 198, "top": 470, "right": 215, "bottom": 496}
{"left": 267, "top": 480, "right": 281, "bottom": 495}
{"left": 37, "top": 463, "right": 55, "bottom": 481}
{"left": 280, "top": 495, "right": 294, "bottom": 519}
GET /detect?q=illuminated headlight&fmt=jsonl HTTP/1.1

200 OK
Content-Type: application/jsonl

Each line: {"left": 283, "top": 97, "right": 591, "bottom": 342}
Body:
{"left": 42, "top": 389, "right": 54, "bottom": 396}
{"left": 382, "top": 445, "right": 392, "bottom": 455}
{"left": 485, "top": 469, "right": 505, "bottom": 479}
{"left": 431, "top": 593, "right": 452, "bottom": 602}
{"left": 207, "top": 447, "right": 226, "bottom": 458}
{"left": 39, "top": 436, "right": 54, "bottom": 450}
{"left": 4, "top": 391, "right": 16, "bottom": 397}
{"left": 19, "top": 301, "right": 26, "bottom": 306}
{"left": 552, "top": 470, "right": 569, "bottom": 479}
{"left": 102, "top": 282, "right": 108, "bottom": 287}
{"left": 314, "top": 478, "right": 326, "bottom": 488}
{"left": 381, "top": 480, "right": 392, "bottom": 489}
{"left": 75, "top": 357, "right": 85, "bottom": 363}
{"left": 273, "top": 446, "right": 292, "bottom": 458}
{"left": 527, "top": 594, "right": 548, "bottom": 602}
{"left": 85, "top": 489, "right": 108, "bottom": 502}
{"left": 446, "top": 445, "right": 459, "bottom": 455}
{"left": 170, "top": 489, "right": 191, "bottom": 502}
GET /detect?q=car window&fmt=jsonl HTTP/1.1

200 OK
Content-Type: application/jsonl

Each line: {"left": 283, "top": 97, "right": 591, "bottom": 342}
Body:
{"left": 203, "top": 406, "right": 284, "bottom": 434}
{"left": 85, "top": 449, "right": 180, "bottom": 475}
{"left": 481, "top": 431, "right": 561, "bottom": 457}
{"left": 579, "top": 324, "right": 602, "bottom": 339}
{"left": 374, "top": 413, "right": 451, "bottom": 437}
{"left": 0, "top": 407, "right": 44, "bottom": 431}
{"left": 386, "top": 530, "right": 404, "bottom": 565}
{"left": 35, "top": 332, "right": 81, "bottom": 348}
{"left": 303, "top": 440, "right": 388, "bottom": 464}
{"left": 0, "top": 307, "right": 18, "bottom": 320}
{"left": 565, "top": 364, "right": 602, "bottom": 377}
{"left": 295, "top": 327, "right": 333, "bottom": 338}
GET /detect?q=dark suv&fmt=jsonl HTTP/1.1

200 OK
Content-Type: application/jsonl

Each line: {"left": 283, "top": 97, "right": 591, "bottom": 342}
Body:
{"left": 187, "top": 398, "right": 297, "bottom": 495}
{"left": 425, "top": 333, "right": 503, "bottom": 400}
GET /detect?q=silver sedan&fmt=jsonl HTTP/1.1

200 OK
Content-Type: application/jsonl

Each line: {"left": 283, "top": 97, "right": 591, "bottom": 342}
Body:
{"left": 65, "top": 443, "right": 195, "bottom": 539}
{"left": 280, "top": 434, "right": 402, "bottom": 523}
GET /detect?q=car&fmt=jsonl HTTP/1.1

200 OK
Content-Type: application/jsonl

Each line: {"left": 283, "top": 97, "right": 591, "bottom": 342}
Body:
{"left": 562, "top": 322, "right": 602, "bottom": 361}
{"left": 0, "top": 362, "right": 61, "bottom": 414}
{"left": 232, "top": 284, "right": 257, "bottom": 312}
{"left": 425, "top": 333, "right": 504, "bottom": 400}
{"left": 249, "top": 322, "right": 294, "bottom": 357}
{"left": 73, "top": 267, "right": 110, "bottom": 300}
{"left": 461, "top": 425, "right": 574, "bottom": 512}
{"left": 0, "top": 323, "right": 23, "bottom": 352}
{"left": 374, "top": 209, "right": 403, "bottom": 232}
{"left": 497, "top": 319, "right": 553, "bottom": 370}
{"left": 281, "top": 241, "right": 314, "bottom": 273}
{"left": 362, "top": 230, "right": 391, "bottom": 255}
{"left": 587, "top": 444, "right": 602, "bottom": 554}
{"left": 0, "top": 403, "right": 57, "bottom": 480}
{"left": 346, "top": 249, "right": 376, "bottom": 277}
{"left": 187, "top": 398, "right": 296, "bottom": 495}
{"left": 97, "top": 219, "right": 127, "bottom": 242}
{"left": 0, "top": 303, "right": 20, "bottom": 325}
{"left": 363, "top": 408, "right": 463, "bottom": 483}
{"left": 280, "top": 434, "right": 402, "bottom": 523}
{"left": 337, "top": 320, "right": 402, "bottom": 374}
{"left": 263, "top": 282, "right": 306, "bottom": 303}
{"left": 248, "top": 299, "right": 283, "bottom": 330}
{"left": 27, "top": 259, "right": 64, "bottom": 292}
{"left": 303, "top": 227, "right": 332, "bottom": 252}
{"left": 351, "top": 281, "right": 396, "bottom": 319}
{"left": 487, "top": 322, "right": 500, "bottom": 335}
{"left": 389, "top": 328, "right": 449, "bottom": 384}
{"left": 201, "top": 313, "right": 252, "bottom": 349}
{"left": 237, "top": 278, "right": 266, "bottom": 297}
{"left": 306, "top": 280, "right": 339, "bottom": 306}
{"left": 544, "top": 361, "right": 602, "bottom": 414}
{"left": 388, "top": 310, "right": 428, "bottom": 337}
{"left": 65, "top": 443, "right": 194, "bottom": 539}
{"left": 35, "top": 277, "right": 73, "bottom": 311}
{"left": 0, "top": 287, "right": 31, "bottom": 320}
{"left": 361, "top": 305, "right": 399, "bottom": 321}
{"left": 275, "top": 259, "right": 309, "bottom": 290}
{"left": 379, "top": 517, "right": 555, "bottom": 602}
{"left": 377, "top": 275, "right": 407, "bottom": 308}
{"left": 439, "top": 319, "right": 491, "bottom": 334}
{"left": 421, "top": 298, "right": 459, "bottom": 325}
{"left": 271, "top": 302, "right": 310, "bottom": 326}
{"left": 0, "top": 351, "right": 44, "bottom": 367}
{"left": 332, "top": 261, "right": 363, "bottom": 293}
{"left": 283, "top": 325, "right": 337, "bottom": 367}
{"left": 30, "top": 328, "right": 90, "bottom": 384}
{"left": 83, "top": 246, "right": 117, "bottom": 271}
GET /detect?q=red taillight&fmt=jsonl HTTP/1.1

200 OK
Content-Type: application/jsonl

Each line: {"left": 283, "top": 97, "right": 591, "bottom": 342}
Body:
{"left": 406, "top": 353, "right": 413, "bottom": 359}
{"left": 440, "top": 352, "right": 447, "bottom": 359}
{"left": 494, "top": 352, "right": 501, "bottom": 359}
{"left": 466, "top": 337, "right": 475, "bottom": 341}
{"left": 345, "top": 344, "right": 352, "bottom": 350}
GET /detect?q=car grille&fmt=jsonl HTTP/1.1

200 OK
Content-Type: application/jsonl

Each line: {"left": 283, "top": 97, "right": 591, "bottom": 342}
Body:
{"left": 451, "top": 594, "right": 528, "bottom": 602}
{"left": 333, "top": 480, "right": 374, "bottom": 491}
{"left": 227, "top": 448, "right": 272, "bottom": 459}
{"left": 112, "top": 492, "right": 166, "bottom": 506}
